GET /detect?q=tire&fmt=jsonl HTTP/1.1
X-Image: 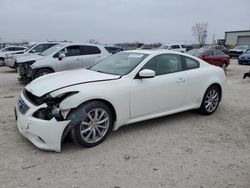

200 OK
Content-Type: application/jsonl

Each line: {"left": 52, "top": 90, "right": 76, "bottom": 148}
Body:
{"left": 33, "top": 68, "right": 53, "bottom": 80}
{"left": 0, "top": 58, "right": 4, "bottom": 66}
{"left": 71, "top": 101, "right": 114, "bottom": 148}
{"left": 221, "top": 62, "right": 227, "bottom": 71}
{"left": 199, "top": 86, "right": 221, "bottom": 115}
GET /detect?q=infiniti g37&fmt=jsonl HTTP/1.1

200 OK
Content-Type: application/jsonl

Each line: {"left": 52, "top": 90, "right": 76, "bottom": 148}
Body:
{"left": 16, "top": 50, "right": 226, "bottom": 152}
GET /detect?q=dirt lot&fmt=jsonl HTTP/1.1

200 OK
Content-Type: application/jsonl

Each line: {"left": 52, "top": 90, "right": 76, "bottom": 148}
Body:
{"left": 0, "top": 59, "right": 249, "bottom": 188}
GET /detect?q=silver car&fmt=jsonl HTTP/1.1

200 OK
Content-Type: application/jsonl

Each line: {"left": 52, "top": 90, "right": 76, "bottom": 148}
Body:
{"left": 17, "top": 43, "right": 111, "bottom": 81}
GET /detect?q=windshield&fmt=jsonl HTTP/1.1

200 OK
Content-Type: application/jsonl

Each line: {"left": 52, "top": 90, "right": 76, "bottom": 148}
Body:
{"left": 187, "top": 49, "right": 204, "bottom": 56}
{"left": 234, "top": 45, "right": 249, "bottom": 50}
{"left": 159, "top": 45, "right": 169, "bottom": 49}
{"left": 90, "top": 52, "right": 148, "bottom": 75}
{"left": 40, "top": 44, "right": 64, "bottom": 56}
{"left": 25, "top": 44, "right": 36, "bottom": 52}
{"left": 245, "top": 49, "right": 250, "bottom": 54}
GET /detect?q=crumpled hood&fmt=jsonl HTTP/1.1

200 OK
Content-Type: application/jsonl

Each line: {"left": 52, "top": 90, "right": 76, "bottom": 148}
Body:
{"left": 16, "top": 54, "right": 43, "bottom": 64}
{"left": 25, "top": 69, "right": 121, "bottom": 97}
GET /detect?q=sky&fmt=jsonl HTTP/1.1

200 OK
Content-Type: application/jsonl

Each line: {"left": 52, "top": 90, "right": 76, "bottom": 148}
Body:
{"left": 0, "top": 0, "right": 249, "bottom": 44}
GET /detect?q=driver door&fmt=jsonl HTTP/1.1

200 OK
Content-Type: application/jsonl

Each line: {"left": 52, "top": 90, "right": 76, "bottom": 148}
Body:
{"left": 130, "top": 54, "right": 187, "bottom": 119}
{"left": 55, "top": 45, "right": 82, "bottom": 71}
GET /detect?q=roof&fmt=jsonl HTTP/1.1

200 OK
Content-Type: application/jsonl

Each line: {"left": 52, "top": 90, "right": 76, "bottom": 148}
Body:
{"left": 124, "top": 49, "right": 184, "bottom": 55}
{"left": 225, "top": 30, "right": 250, "bottom": 34}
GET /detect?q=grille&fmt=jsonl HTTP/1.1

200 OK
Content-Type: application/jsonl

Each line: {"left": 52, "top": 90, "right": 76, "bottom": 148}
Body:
{"left": 17, "top": 98, "right": 30, "bottom": 114}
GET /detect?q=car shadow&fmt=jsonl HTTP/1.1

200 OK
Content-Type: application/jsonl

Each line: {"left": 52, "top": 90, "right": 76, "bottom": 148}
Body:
{"left": 62, "top": 110, "right": 199, "bottom": 153}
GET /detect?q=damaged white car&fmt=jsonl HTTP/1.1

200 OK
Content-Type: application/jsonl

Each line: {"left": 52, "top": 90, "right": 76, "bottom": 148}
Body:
{"left": 16, "top": 50, "right": 226, "bottom": 152}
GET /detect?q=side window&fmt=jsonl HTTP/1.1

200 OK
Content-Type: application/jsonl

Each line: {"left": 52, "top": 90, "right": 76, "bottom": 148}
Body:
{"left": 214, "top": 50, "right": 223, "bottom": 56}
{"left": 64, "top": 45, "right": 81, "bottom": 57}
{"left": 7, "top": 47, "right": 16, "bottom": 51}
{"left": 181, "top": 45, "right": 186, "bottom": 48}
{"left": 170, "top": 45, "right": 180, "bottom": 49}
{"left": 54, "top": 48, "right": 67, "bottom": 58}
{"left": 143, "top": 54, "right": 182, "bottom": 76}
{"left": 205, "top": 50, "right": 214, "bottom": 56}
{"left": 183, "top": 56, "right": 200, "bottom": 70}
{"left": 81, "top": 46, "right": 101, "bottom": 55}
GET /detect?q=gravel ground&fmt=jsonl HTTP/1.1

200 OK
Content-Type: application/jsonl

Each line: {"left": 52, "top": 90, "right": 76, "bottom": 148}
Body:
{"left": 0, "top": 59, "right": 249, "bottom": 188}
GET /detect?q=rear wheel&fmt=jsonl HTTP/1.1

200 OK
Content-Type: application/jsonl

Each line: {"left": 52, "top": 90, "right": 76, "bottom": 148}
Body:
{"left": 33, "top": 68, "right": 53, "bottom": 80}
{"left": 71, "top": 101, "right": 114, "bottom": 147}
{"left": 199, "top": 86, "right": 221, "bottom": 115}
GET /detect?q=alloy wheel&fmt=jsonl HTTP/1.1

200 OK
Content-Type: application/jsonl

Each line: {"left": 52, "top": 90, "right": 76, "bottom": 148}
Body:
{"left": 80, "top": 108, "right": 110, "bottom": 143}
{"left": 204, "top": 89, "right": 219, "bottom": 113}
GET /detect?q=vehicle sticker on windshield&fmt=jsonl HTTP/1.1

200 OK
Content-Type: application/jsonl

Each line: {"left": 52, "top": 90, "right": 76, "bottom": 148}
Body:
{"left": 128, "top": 54, "right": 144, "bottom": 58}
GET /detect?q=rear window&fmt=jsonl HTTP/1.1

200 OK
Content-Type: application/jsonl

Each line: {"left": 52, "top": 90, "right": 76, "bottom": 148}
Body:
{"left": 81, "top": 46, "right": 101, "bottom": 55}
{"left": 170, "top": 45, "right": 180, "bottom": 49}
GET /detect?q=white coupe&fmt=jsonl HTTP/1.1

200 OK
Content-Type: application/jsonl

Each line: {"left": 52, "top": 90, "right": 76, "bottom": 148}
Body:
{"left": 16, "top": 50, "right": 226, "bottom": 152}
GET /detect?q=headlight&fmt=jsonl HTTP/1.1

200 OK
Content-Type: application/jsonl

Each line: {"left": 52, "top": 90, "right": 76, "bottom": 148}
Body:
{"left": 33, "top": 91, "right": 79, "bottom": 121}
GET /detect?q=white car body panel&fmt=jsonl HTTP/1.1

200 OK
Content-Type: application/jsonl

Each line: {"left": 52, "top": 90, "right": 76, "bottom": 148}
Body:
{"left": 16, "top": 50, "right": 226, "bottom": 152}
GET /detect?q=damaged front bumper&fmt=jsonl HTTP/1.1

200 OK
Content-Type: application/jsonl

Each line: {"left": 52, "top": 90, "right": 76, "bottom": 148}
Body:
{"left": 16, "top": 92, "right": 70, "bottom": 152}
{"left": 17, "top": 62, "right": 34, "bottom": 81}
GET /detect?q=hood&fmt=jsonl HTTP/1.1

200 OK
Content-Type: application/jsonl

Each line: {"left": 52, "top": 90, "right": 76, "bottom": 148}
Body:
{"left": 25, "top": 69, "right": 121, "bottom": 97}
{"left": 239, "top": 53, "right": 250, "bottom": 58}
{"left": 16, "top": 54, "right": 43, "bottom": 63}
{"left": 229, "top": 49, "right": 245, "bottom": 52}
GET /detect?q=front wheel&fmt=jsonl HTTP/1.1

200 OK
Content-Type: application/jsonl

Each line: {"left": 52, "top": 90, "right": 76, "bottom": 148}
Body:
{"left": 33, "top": 68, "right": 53, "bottom": 80}
{"left": 199, "top": 86, "right": 221, "bottom": 115}
{"left": 71, "top": 101, "right": 114, "bottom": 148}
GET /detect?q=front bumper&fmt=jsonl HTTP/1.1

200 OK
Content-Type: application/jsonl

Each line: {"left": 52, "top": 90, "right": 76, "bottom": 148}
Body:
{"left": 5, "top": 58, "right": 16, "bottom": 68}
{"left": 16, "top": 92, "right": 70, "bottom": 152}
{"left": 17, "top": 63, "right": 33, "bottom": 81}
{"left": 238, "top": 58, "right": 250, "bottom": 64}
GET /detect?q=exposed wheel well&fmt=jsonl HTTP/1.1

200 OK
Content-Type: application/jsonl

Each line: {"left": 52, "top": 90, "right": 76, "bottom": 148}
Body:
{"left": 61, "top": 99, "right": 117, "bottom": 143}
{"left": 82, "top": 99, "right": 117, "bottom": 121}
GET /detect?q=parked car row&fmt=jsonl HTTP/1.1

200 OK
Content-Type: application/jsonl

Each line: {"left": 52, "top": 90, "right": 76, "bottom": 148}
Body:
{"left": 0, "top": 46, "right": 27, "bottom": 66}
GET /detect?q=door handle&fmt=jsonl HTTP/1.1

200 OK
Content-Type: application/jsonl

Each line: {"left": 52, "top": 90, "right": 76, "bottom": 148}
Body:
{"left": 176, "top": 77, "right": 186, "bottom": 83}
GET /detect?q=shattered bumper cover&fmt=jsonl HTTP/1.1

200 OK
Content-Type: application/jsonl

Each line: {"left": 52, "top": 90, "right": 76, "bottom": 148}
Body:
{"left": 16, "top": 92, "right": 70, "bottom": 152}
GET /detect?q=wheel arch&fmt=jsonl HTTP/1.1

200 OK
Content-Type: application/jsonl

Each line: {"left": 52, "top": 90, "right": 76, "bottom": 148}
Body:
{"left": 206, "top": 83, "right": 222, "bottom": 102}
{"left": 34, "top": 67, "right": 55, "bottom": 74}
{"left": 61, "top": 98, "right": 117, "bottom": 143}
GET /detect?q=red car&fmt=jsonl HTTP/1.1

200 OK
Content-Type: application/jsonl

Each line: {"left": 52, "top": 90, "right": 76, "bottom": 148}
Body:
{"left": 188, "top": 49, "right": 230, "bottom": 70}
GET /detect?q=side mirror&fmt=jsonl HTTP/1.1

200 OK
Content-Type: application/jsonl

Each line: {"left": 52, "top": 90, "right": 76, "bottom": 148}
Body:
{"left": 138, "top": 69, "right": 155, "bottom": 78}
{"left": 58, "top": 53, "right": 66, "bottom": 60}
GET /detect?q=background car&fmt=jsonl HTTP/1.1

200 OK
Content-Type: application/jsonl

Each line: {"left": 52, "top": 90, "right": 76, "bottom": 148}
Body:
{"left": 17, "top": 43, "right": 111, "bottom": 81}
{"left": 104, "top": 45, "right": 124, "bottom": 54}
{"left": 228, "top": 45, "right": 250, "bottom": 58}
{"left": 158, "top": 44, "right": 187, "bottom": 52}
{"left": 5, "top": 42, "right": 59, "bottom": 69}
{"left": 202, "top": 45, "right": 229, "bottom": 55}
{"left": 238, "top": 49, "right": 250, "bottom": 65}
{"left": 187, "top": 49, "right": 230, "bottom": 70}
{"left": 16, "top": 50, "right": 226, "bottom": 152}
{"left": 0, "top": 46, "right": 26, "bottom": 66}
